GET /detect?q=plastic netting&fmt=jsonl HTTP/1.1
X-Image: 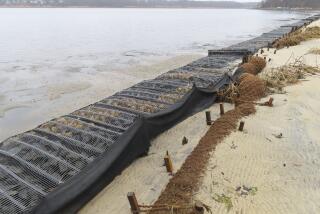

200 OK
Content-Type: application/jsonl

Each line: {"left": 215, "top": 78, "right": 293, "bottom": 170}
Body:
{"left": 0, "top": 15, "right": 317, "bottom": 213}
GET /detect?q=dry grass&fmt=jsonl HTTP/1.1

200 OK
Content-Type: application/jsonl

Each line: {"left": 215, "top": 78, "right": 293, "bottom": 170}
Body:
{"left": 309, "top": 48, "right": 320, "bottom": 55}
{"left": 273, "top": 27, "right": 320, "bottom": 49}
{"left": 260, "top": 61, "right": 320, "bottom": 92}
{"left": 150, "top": 73, "right": 266, "bottom": 213}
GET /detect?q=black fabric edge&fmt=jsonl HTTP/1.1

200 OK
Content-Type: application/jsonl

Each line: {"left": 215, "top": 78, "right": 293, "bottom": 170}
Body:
{"left": 32, "top": 83, "right": 221, "bottom": 214}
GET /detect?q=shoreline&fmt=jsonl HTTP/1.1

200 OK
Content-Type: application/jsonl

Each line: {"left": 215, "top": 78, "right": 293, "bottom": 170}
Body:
{"left": 0, "top": 54, "right": 203, "bottom": 142}
{"left": 80, "top": 17, "right": 320, "bottom": 214}
{"left": 0, "top": 12, "right": 318, "bottom": 214}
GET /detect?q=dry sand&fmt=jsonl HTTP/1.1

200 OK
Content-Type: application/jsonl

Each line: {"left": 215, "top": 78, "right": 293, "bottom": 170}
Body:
{"left": 195, "top": 21, "right": 320, "bottom": 214}
{"left": 80, "top": 103, "right": 234, "bottom": 214}
{"left": 80, "top": 21, "right": 320, "bottom": 214}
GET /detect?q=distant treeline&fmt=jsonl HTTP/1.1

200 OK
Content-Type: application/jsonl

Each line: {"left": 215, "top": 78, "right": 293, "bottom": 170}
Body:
{"left": 0, "top": 0, "right": 257, "bottom": 8}
{"left": 261, "top": 0, "right": 320, "bottom": 8}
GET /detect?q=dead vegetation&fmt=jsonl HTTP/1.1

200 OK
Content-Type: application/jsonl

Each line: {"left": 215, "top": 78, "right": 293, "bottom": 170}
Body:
{"left": 273, "top": 27, "right": 320, "bottom": 49}
{"left": 308, "top": 48, "right": 320, "bottom": 55}
{"left": 149, "top": 72, "right": 267, "bottom": 213}
{"left": 260, "top": 60, "right": 320, "bottom": 93}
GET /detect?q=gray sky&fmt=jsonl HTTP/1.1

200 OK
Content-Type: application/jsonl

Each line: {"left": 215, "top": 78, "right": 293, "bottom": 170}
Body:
{"left": 196, "top": 0, "right": 261, "bottom": 2}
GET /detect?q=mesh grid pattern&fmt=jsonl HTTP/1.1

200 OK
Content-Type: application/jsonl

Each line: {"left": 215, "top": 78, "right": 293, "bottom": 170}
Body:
{"left": 0, "top": 16, "right": 315, "bottom": 213}
{"left": 99, "top": 96, "right": 169, "bottom": 114}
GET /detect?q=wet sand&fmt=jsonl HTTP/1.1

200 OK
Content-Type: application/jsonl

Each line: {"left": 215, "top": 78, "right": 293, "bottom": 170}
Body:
{"left": 0, "top": 54, "right": 202, "bottom": 141}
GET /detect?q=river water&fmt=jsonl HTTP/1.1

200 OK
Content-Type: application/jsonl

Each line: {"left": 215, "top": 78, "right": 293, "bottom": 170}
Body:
{"left": 0, "top": 8, "right": 311, "bottom": 140}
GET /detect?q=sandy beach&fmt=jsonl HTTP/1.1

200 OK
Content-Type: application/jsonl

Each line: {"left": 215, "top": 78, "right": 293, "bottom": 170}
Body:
{"left": 195, "top": 21, "right": 320, "bottom": 213}
{"left": 79, "top": 20, "right": 320, "bottom": 214}
{"left": 80, "top": 102, "right": 234, "bottom": 214}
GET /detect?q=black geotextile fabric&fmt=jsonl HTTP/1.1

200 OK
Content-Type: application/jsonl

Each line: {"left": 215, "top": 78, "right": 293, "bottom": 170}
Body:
{"left": 1, "top": 14, "right": 319, "bottom": 214}
{"left": 32, "top": 83, "right": 228, "bottom": 214}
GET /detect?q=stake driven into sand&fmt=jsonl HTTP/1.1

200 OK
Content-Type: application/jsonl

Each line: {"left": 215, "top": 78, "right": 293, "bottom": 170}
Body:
{"left": 0, "top": 14, "right": 319, "bottom": 214}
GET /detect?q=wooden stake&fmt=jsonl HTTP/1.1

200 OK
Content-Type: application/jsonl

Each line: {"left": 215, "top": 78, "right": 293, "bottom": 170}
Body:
{"left": 164, "top": 154, "right": 174, "bottom": 174}
{"left": 239, "top": 121, "right": 245, "bottom": 132}
{"left": 274, "top": 49, "right": 277, "bottom": 54}
{"left": 220, "top": 103, "right": 225, "bottom": 115}
{"left": 182, "top": 136, "right": 188, "bottom": 145}
{"left": 267, "top": 97, "right": 274, "bottom": 107}
{"left": 205, "top": 111, "right": 212, "bottom": 125}
{"left": 242, "top": 55, "right": 249, "bottom": 64}
{"left": 127, "top": 192, "right": 140, "bottom": 214}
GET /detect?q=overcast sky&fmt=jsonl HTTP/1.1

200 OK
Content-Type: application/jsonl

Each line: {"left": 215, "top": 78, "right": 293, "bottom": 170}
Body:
{"left": 196, "top": 0, "right": 261, "bottom": 2}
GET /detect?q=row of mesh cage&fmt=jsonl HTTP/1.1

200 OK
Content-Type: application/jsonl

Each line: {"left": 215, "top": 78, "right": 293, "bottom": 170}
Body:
{"left": 0, "top": 101, "right": 141, "bottom": 213}
{"left": 154, "top": 55, "right": 242, "bottom": 89}
{"left": 0, "top": 16, "right": 316, "bottom": 213}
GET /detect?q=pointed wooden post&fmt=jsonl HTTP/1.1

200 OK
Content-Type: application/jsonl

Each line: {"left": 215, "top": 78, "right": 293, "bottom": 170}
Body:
{"left": 239, "top": 121, "right": 245, "bottom": 132}
{"left": 267, "top": 97, "right": 274, "bottom": 107}
{"left": 127, "top": 192, "right": 140, "bottom": 214}
{"left": 205, "top": 111, "right": 212, "bottom": 125}
{"left": 164, "top": 153, "right": 174, "bottom": 175}
{"left": 220, "top": 103, "right": 225, "bottom": 115}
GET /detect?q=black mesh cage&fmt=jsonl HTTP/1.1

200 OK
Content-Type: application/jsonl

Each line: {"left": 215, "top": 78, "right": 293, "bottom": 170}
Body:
{"left": 0, "top": 15, "right": 317, "bottom": 214}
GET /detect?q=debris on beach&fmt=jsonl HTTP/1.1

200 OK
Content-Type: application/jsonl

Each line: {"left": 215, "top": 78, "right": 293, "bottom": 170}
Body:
{"left": 308, "top": 48, "right": 320, "bottom": 55}
{"left": 212, "top": 194, "right": 233, "bottom": 211}
{"left": 273, "top": 133, "right": 283, "bottom": 139}
{"left": 235, "top": 185, "right": 258, "bottom": 197}
{"left": 273, "top": 26, "right": 320, "bottom": 49}
{"left": 182, "top": 136, "right": 188, "bottom": 145}
{"left": 260, "top": 60, "right": 320, "bottom": 92}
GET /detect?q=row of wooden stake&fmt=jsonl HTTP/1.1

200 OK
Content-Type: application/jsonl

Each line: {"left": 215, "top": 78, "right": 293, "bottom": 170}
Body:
{"left": 205, "top": 103, "right": 245, "bottom": 131}
{"left": 128, "top": 103, "right": 244, "bottom": 213}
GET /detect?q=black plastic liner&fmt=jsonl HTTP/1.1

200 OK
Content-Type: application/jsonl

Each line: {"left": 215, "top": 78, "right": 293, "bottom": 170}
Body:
{"left": 0, "top": 14, "right": 318, "bottom": 214}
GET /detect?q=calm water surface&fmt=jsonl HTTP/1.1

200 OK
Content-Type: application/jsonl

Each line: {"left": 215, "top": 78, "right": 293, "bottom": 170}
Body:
{"left": 0, "top": 8, "right": 311, "bottom": 140}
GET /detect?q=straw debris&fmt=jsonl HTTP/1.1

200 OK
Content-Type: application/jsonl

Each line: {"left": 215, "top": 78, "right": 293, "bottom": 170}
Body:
{"left": 308, "top": 48, "right": 320, "bottom": 55}
{"left": 260, "top": 61, "right": 320, "bottom": 92}
{"left": 150, "top": 71, "right": 267, "bottom": 213}
{"left": 273, "top": 27, "right": 320, "bottom": 49}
